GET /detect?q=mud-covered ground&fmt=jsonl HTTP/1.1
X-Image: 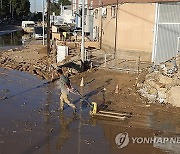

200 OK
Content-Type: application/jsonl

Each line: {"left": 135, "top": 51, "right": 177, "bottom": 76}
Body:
{"left": 0, "top": 68, "right": 180, "bottom": 154}
{"left": 0, "top": 39, "right": 180, "bottom": 153}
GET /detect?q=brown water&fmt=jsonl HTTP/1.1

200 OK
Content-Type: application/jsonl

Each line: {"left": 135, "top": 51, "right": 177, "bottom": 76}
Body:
{"left": 0, "top": 31, "right": 23, "bottom": 46}
{"left": 0, "top": 68, "right": 179, "bottom": 154}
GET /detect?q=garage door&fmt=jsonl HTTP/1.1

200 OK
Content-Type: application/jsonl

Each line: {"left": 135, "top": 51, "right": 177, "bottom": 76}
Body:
{"left": 153, "top": 2, "right": 180, "bottom": 64}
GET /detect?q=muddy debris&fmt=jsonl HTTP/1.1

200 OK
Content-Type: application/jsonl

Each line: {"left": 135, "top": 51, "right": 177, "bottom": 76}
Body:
{"left": 137, "top": 58, "right": 180, "bottom": 107}
{"left": 0, "top": 45, "right": 82, "bottom": 80}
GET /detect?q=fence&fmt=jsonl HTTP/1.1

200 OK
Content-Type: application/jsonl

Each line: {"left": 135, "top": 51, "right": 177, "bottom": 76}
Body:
{"left": 86, "top": 49, "right": 151, "bottom": 73}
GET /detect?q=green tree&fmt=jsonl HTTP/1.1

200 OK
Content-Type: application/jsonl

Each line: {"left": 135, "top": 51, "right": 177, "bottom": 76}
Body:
{"left": 11, "top": 0, "right": 30, "bottom": 18}
{"left": 0, "top": 0, "right": 30, "bottom": 19}
{"left": 0, "top": 0, "right": 10, "bottom": 18}
{"left": 58, "top": 0, "right": 71, "bottom": 6}
{"left": 51, "top": 1, "right": 60, "bottom": 15}
{"left": 50, "top": 0, "right": 71, "bottom": 15}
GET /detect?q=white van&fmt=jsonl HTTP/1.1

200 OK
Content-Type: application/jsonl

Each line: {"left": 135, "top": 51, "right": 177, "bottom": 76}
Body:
{"left": 22, "top": 21, "right": 35, "bottom": 34}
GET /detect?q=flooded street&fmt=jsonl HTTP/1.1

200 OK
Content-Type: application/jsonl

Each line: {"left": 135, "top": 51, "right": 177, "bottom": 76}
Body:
{"left": 0, "top": 68, "right": 180, "bottom": 154}
{"left": 0, "top": 31, "right": 23, "bottom": 46}
{"left": 0, "top": 29, "right": 44, "bottom": 51}
{"left": 0, "top": 68, "right": 110, "bottom": 154}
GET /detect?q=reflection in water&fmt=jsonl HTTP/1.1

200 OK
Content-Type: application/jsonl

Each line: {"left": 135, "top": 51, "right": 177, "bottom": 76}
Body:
{"left": 56, "top": 112, "right": 76, "bottom": 151}
{"left": 0, "top": 31, "right": 23, "bottom": 46}
{"left": 148, "top": 111, "right": 178, "bottom": 133}
{"left": 96, "top": 119, "right": 166, "bottom": 154}
{"left": 45, "top": 84, "right": 53, "bottom": 154}
{"left": 78, "top": 87, "right": 84, "bottom": 154}
{"left": 153, "top": 138, "right": 180, "bottom": 154}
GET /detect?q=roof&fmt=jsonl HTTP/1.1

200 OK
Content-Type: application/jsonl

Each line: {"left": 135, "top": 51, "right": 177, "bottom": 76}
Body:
{"left": 89, "top": 0, "right": 180, "bottom": 7}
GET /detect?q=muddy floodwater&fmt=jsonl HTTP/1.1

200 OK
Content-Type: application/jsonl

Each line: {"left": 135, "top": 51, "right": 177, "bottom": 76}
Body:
{"left": 0, "top": 30, "right": 25, "bottom": 51}
{"left": 0, "top": 31, "right": 23, "bottom": 46}
{"left": 0, "top": 30, "right": 43, "bottom": 51}
{"left": 0, "top": 68, "right": 179, "bottom": 154}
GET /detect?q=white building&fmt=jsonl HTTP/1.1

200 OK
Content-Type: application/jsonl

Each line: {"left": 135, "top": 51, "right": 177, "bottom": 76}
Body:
{"left": 71, "top": 0, "right": 94, "bottom": 40}
{"left": 51, "top": 5, "right": 75, "bottom": 26}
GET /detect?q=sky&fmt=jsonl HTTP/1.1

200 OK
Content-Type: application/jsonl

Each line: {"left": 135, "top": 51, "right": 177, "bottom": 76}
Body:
{"left": 30, "top": 0, "right": 44, "bottom": 13}
{"left": 29, "top": 0, "right": 71, "bottom": 13}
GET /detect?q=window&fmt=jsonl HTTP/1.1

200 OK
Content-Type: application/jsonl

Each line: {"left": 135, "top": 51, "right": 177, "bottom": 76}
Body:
{"left": 85, "top": 8, "right": 87, "bottom": 16}
{"left": 94, "top": 9, "right": 98, "bottom": 19}
{"left": 111, "top": 6, "right": 116, "bottom": 18}
{"left": 102, "top": 7, "right": 107, "bottom": 18}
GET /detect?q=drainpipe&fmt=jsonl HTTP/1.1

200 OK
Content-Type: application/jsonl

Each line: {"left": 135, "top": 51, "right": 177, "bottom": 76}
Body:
{"left": 100, "top": 2, "right": 103, "bottom": 49}
{"left": 114, "top": 0, "right": 118, "bottom": 59}
{"left": 81, "top": 0, "right": 85, "bottom": 71}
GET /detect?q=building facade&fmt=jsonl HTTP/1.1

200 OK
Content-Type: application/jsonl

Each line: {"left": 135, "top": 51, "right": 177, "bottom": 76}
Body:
{"left": 91, "top": 0, "right": 180, "bottom": 64}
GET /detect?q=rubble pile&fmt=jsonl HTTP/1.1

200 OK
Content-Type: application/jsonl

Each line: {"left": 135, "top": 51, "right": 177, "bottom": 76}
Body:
{"left": 0, "top": 45, "right": 80, "bottom": 80}
{"left": 137, "top": 57, "right": 180, "bottom": 107}
{"left": 0, "top": 55, "right": 52, "bottom": 80}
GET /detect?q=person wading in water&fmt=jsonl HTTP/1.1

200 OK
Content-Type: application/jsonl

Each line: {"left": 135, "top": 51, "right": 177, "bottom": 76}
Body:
{"left": 52, "top": 69, "right": 77, "bottom": 113}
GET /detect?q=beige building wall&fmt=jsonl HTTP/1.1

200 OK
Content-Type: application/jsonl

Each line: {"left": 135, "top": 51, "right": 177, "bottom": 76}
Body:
{"left": 94, "top": 3, "right": 156, "bottom": 61}
{"left": 101, "top": 5, "right": 116, "bottom": 48}
{"left": 93, "top": 8, "right": 101, "bottom": 43}
{"left": 117, "top": 3, "right": 155, "bottom": 52}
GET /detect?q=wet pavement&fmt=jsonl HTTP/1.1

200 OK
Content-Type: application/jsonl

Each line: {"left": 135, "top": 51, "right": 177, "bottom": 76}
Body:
{"left": 0, "top": 68, "right": 179, "bottom": 154}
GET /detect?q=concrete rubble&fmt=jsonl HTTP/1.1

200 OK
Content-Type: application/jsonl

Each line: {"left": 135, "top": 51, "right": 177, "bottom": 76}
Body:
{"left": 137, "top": 56, "right": 180, "bottom": 107}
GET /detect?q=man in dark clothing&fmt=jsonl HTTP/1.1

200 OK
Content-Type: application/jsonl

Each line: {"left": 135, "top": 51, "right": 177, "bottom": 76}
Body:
{"left": 55, "top": 69, "right": 76, "bottom": 112}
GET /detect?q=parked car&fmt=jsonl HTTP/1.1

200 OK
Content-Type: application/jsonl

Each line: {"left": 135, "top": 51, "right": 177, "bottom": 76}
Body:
{"left": 73, "top": 27, "right": 82, "bottom": 36}
{"left": 33, "top": 26, "right": 47, "bottom": 40}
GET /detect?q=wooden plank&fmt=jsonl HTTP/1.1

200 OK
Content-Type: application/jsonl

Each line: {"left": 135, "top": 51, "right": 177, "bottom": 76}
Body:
{"left": 93, "top": 113, "right": 126, "bottom": 120}
{"left": 99, "top": 110, "right": 130, "bottom": 116}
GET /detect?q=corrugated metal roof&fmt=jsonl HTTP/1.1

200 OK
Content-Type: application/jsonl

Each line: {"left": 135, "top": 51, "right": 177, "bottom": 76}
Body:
{"left": 89, "top": 0, "right": 180, "bottom": 7}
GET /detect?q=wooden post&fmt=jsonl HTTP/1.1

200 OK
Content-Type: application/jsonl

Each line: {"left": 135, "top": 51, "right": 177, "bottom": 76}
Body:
{"left": 104, "top": 54, "right": 107, "bottom": 67}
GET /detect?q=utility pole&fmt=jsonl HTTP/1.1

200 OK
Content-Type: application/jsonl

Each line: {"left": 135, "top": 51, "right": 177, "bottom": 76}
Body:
{"left": 100, "top": 2, "right": 103, "bottom": 49}
{"left": 34, "top": 0, "right": 36, "bottom": 13}
{"left": 81, "top": 0, "right": 85, "bottom": 71}
{"left": 47, "top": 0, "right": 51, "bottom": 55}
{"left": 60, "top": 2, "right": 63, "bottom": 15}
{"left": 42, "top": 0, "right": 45, "bottom": 45}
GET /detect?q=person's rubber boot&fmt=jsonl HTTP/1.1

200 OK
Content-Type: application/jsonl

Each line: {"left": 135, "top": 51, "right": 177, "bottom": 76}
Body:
{"left": 60, "top": 107, "right": 63, "bottom": 113}
{"left": 73, "top": 107, "right": 77, "bottom": 114}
